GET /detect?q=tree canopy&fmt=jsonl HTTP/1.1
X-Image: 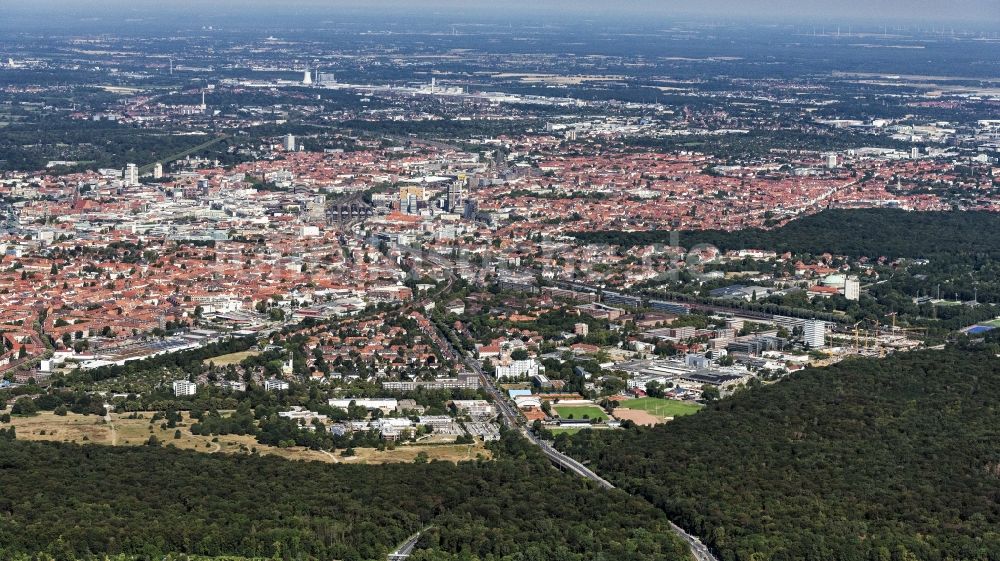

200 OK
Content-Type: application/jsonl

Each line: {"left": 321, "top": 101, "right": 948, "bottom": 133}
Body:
{"left": 0, "top": 432, "right": 689, "bottom": 561}
{"left": 572, "top": 209, "right": 1000, "bottom": 259}
{"left": 556, "top": 344, "right": 1000, "bottom": 561}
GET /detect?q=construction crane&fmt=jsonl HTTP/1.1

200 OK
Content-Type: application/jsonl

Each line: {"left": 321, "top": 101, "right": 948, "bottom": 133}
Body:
{"left": 886, "top": 312, "right": 898, "bottom": 333}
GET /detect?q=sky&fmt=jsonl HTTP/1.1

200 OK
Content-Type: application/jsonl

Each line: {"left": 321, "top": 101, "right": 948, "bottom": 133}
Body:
{"left": 5, "top": 0, "right": 999, "bottom": 27}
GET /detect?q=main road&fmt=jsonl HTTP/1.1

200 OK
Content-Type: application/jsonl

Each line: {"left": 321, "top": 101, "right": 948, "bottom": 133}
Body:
{"left": 388, "top": 530, "right": 425, "bottom": 561}
{"left": 359, "top": 211, "right": 719, "bottom": 561}
{"left": 438, "top": 326, "right": 719, "bottom": 561}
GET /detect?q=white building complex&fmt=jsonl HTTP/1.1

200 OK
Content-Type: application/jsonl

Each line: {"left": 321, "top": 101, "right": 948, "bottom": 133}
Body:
{"left": 328, "top": 398, "right": 398, "bottom": 413}
{"left": 172, "top": 380, "right": 197, "bottom": 396}
{"left": 495, "top": 359, "right": 540, "bottom": 379}
{"left": 264, "top": 379, "right": 290, "bottom": 392}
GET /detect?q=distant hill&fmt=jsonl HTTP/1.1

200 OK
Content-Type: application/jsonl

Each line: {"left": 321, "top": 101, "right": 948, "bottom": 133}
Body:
{"left": 556, "top": 344, "right": 1000, "bottom": 561}
{"left": 571, "top": 209, "right": 1000, "bottom": 258}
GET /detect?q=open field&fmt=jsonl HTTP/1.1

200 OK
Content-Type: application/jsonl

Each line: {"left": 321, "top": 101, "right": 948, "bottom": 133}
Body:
{"left": 9, "top": 411, "right": 490, "bottom": 464}
{"left": 204, "top": 350, "right": 260, "bottom": 366}
{"left": 611, "top": 408, "right": 661, "bottom": 426}
{"left": 9, "top": 411, "right": 114, "bottom": 445}
{"left": 980, "top": 318, "right": 1000, "bottom": 328}
{"left": 549, "top": 426, "right": 611, "bottom": 435}
{"left": 554, "top": 405, "right": 608, "bottom": 421}
{"left": 345, "top": 442, "right": 488, "bottom": 464}
{"left": 617, "top": 397, "right": 702, "bottom": 419}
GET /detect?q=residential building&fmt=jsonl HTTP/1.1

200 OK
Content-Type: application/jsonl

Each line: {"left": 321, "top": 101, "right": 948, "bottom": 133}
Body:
{"left": 124, "top": 163, "right": 139, "bottom": 186}
{"left": 172, "top": 380, "right": 197, "bottom": 396}
{"left": 451, "top": 399, "right": 495, "bottom": 417}
{"left": 844, "top": 276, "right": 860, "bottom": 301}
{"left": 265, "top": 379, "right": 290, "bottom": 391}
{"left": 495, "top": 358, "right": 540, "bottom": 379}
{"left": 803, "top": 320, "right": 826, "bottom": 348}
{"left": 381, "top": 372, "right": 480, "bottom": 391}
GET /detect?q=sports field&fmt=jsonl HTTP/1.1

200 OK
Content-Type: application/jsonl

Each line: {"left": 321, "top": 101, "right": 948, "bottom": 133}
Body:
{"left": 554, "top": 405, "right": 608, "bottom": 421}
{"left": 203, "top": 350, "right": 261, "bottom": 366}
{"left": 617, "top": 397, "right": 702, "bottom": 418}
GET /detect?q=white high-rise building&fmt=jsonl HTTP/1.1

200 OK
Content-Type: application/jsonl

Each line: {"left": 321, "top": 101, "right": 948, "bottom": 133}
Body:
{"left": 172, "top": 380, "right": 197, "bottom": 396}
{"left": 153, "top": 162, "right": 163, "bottom": 179}
{"left": 124, "top": 163, "right": 138, "bottom": 186}
{"left": 284, "top": 134, "right": 296, "bottom": 151}
{"left": 844, "top": 276, "right": 860, "bottom": 301}
{"left": 825, "top": 153, "right": 838, "bottom": 169}
{"left": 910, "top": 146, "right": 920, "bottom": 159}
{"left": 803, "top": 320, "right": 826, "bottom": 349}
{"left": 447, "top": 182, "right": 463, "bottom": 213}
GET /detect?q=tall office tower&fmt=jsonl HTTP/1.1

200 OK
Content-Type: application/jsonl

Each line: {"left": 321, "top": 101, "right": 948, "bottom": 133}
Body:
{"left": 153, "top": 162, "right": 163, "bottom": 179}
{"left": 803, "top": 320, "right": 826, "bottom": 349}
{"left": 124, "top": 163, "right": 138, "bottom": 186}
{"left": 406, "top": 193, "right": 418, "bottom": 214}
{"left": 447, "top": 182, "right": 463, "bottom": 212}
{"left": 825, "top": 153, "right": 838, "bottom": 168}
{"left": 462, "top": 198, "right": 478, "bottom": 220}
{"left": 284, "top": 134, "right": 296, "bottom": 151}
{"left": 911, "top": 146, "right": 920, "bottom": 159}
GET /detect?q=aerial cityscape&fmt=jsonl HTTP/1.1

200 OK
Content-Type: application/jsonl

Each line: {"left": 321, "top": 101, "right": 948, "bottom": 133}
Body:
{"left": 1, "top": 1, "right": 1000, "bottom": 560}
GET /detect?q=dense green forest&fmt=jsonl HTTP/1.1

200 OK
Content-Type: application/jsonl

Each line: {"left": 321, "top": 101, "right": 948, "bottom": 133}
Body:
{"left": 0, "top": 118, "right": 226, "bottom": 172}
{"left": 572, "top": 209, "right": 1000, "bottom": 259}
{"left": 555, "top": 344, "right": 1000, "bottom": 561}
{"left": 575, "top": 208, "right": 1000, "bottom": 311}
{"left": 0, "top": 432, "right": 690, "bottom": 561}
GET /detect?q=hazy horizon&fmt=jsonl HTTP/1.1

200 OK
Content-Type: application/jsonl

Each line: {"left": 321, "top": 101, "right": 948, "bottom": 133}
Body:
{"left": 4, "top": 0, "right": 1000, "bottom": 29}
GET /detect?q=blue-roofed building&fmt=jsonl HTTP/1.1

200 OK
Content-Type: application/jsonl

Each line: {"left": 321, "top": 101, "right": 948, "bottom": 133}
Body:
{"left": 508, "top": 388, "right": 532, "bottom": 399}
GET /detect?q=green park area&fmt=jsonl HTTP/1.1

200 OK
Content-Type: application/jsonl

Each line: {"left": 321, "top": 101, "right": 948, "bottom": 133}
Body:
{"left": 617, "top": 397, "right": 702, "bottom": 418}
{"left": 554, "top": 405, "right": 609, "bottom": 421}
